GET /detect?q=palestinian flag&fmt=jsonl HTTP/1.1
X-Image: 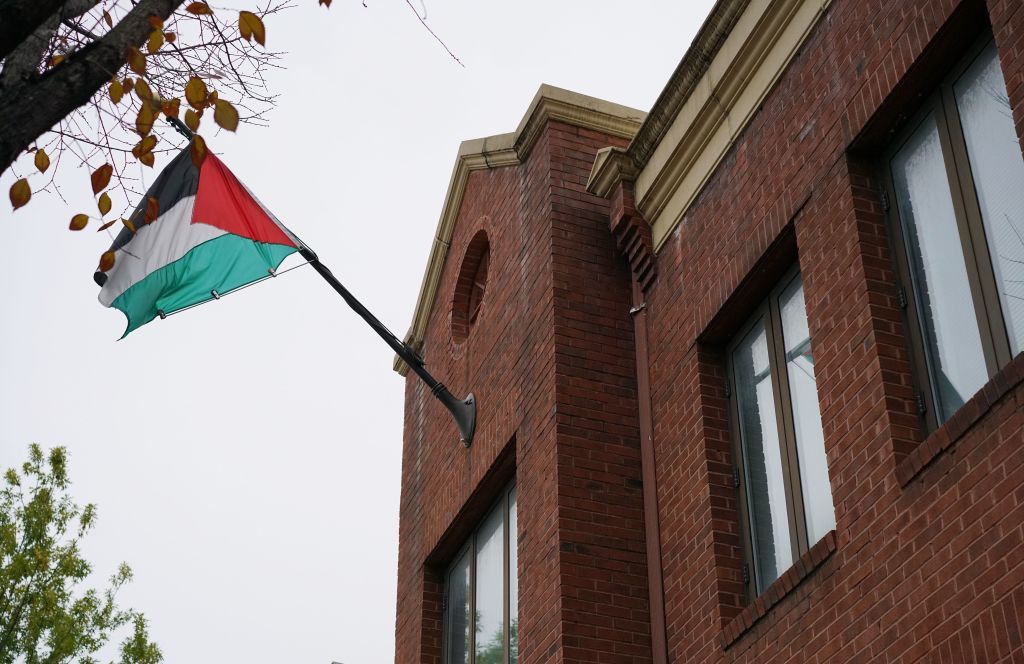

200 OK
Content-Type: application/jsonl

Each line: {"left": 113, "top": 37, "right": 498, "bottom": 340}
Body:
{"left": 95, "top": 145, "right": 303, "bottom": 337}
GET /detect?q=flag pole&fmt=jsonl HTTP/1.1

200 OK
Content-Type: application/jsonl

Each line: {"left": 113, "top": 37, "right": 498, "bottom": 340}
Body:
{"left": 163, "top": 116, "right": 476, "bottom": 445}
{"left": 297, "top": 247, "right": 477, "bottom": 447}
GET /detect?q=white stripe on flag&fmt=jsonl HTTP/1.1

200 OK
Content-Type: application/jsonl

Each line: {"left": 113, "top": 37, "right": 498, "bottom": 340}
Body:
{"left": 98, "top": 196, "right": 226, "bottom": 306}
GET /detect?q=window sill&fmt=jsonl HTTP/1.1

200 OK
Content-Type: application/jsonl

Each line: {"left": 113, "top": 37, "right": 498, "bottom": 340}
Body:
{"left": 896, "top": 353, "right": 1024, "bottom": 487}
{"left": 720, "top": 530, "right": 837, "bottom": 649}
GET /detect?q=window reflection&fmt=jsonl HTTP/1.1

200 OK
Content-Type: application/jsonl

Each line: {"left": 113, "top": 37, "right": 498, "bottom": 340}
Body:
{"left": 779, "top": 275, "right": 835, "bottom": 544}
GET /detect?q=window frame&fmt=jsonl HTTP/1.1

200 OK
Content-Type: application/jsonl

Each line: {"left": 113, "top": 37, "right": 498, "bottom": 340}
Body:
{"left": 880, "top": 34, "right": 1019, "bottom": 432}
{"left": 726, "top": 266, "right": 826, "bottom": 598}
{"left": 442, "top": 482, "right": 517, "bottom": 664}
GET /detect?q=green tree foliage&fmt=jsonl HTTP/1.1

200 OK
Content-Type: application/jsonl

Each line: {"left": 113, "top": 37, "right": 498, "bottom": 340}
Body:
{"left": 0, "top": 444, "right": 162, "bottom": 664}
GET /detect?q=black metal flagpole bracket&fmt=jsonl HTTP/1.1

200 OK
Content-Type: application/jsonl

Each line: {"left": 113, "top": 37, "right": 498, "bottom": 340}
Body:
{"left": 166, "top": 116, "right": 194, "bottom": 140}
{"left": 298, "top": 246, "right": 476, "bottom": 447}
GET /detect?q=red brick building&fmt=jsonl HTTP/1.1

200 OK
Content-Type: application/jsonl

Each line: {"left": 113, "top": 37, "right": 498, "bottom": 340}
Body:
{"left": 393, "top": 0, "right": 1024, "bottom": 661}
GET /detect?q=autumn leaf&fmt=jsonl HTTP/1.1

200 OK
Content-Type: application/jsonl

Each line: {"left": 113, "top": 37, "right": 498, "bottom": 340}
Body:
{"left": 34, "top": 149, "right": 50, "bottom": 173}
{"left": 238, "top": 11, "right": 266, "bottom": 46}
{"left": 190, "top": 135, "right": 207, "bottom": 169}
{"left": 144, "top": 197, "right": 160, "bottom": 224}
{"left": 146, "top": 29, "right": 164, "bottom": 54}
{"left": 185, "top": 1, "right": 213, "bottom": 15}
{"left": 132, "top": 136, "right": 158, "bottom": 159}
{"left": 213, "top": 99, "right": 239, "bottom": 132}
{"left": 47, "top": 54, "right": 64, "bottom": 67}
{"left": 122, "top": 218, "right": 137, "bottom": 234}
{"left": 164, "top": 31, "right": 176, "bottom": 43}
{"left": 109, "top": 79, "right": 124, "bottom": 104}
{"left": 69, "top": 213, "right": 89, "bottom": 231}
{"left": 136, "top": 103, "right": 156, "bottom": 136}
{"left": 134, "top": 78, "right": 153, "bottom": 101}
{"left": 207, "top": 90, "right": 218, "bottom": 104}
{"left": 184, "top": 108, "right": 201, "bottom": 132}
{"left": 148, "top": 15, "right": 164, "bottom": 30}
{"left": 102, "top": 10, "right": 113, "bottom": 27}
{"left": 162, "top": 98, "right": 181, "bottom": 119}
{"left": 184, "top": 77, "right": 208, "bottom": 109}
{"left": 99, "top": 251, "right": 116, "bottom": 272}
{"left": 91, "top": 164, "right": 112, "bottom": 194}
{"left": 126, "top": 46, "right": 145, "bottom": 75}
{"left": 139, "top": 152, "right": 156, "bottom": 168}
{"left": 320, "top": 0, "right": 332, "bottom": 7}
{"left": 97, "top": 219, "right": 118, "bottom": 232}
{"left": 122, "top": 77, "right": 134, "bottom": 95}
{"left": 9, "top": 179, "right": 30, "bottom": 210}
{"left": 98, "top": 192, "right": 112, "bottom": 216}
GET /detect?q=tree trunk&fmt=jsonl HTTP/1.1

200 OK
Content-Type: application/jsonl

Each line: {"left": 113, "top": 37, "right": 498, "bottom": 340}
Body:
{"left": 0, "top": 0, "right": 67, "bottom": 60}
{"left": 0, "top": 0, "right": 187, "bottom": 174}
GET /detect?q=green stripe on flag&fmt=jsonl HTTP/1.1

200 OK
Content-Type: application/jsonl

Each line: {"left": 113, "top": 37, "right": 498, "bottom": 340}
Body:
{"left": 111, "top": 233, "right": 296, "bottom": 337}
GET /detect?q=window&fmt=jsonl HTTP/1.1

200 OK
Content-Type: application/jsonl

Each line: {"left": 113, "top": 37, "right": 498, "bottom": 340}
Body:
{"left": 445, "top": 484, "right": 518, "bottom": 664}
{"left": 727, "top": 270, "right": 835, "bottom": 596}
{"left": 883, "top": 37, "right": 1024, "bottom": 428}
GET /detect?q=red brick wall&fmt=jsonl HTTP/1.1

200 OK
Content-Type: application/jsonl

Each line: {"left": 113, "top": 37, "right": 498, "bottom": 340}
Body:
{"left": 640, "top": 0, "right": 1024, "bottom": 661}
{"left": 393, "top": 119, "right": 645, "bottom": 663}
{"left": 396, "top": 0, "right": 1024, "bottom": 661}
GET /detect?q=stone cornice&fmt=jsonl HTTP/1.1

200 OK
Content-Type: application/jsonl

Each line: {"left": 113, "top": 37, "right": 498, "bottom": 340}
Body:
{"left": 587, "top": 146, "right": 640, "bottom": 199}
{"left": 395, "top": 85, "right": 645, "bottom": 375}
{"left": 628, "top": 0, "right": 753, "bottom": 167}
{"left": 585, "top": 0, "right": 831, "bottom": 253}
{"left": 591, "top": 0, "right": 833, "bottom": 253}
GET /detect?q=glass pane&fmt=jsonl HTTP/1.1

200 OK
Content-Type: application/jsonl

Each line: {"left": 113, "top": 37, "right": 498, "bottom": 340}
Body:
{"left": 891, "top": 113, "right": 989, "bottom": 421}
{"left": 778, "top": 275, "right": 836, "bottom": 545}
{"left": 955, "top": 41, "right": 1024, "bottom": 355}
{"left": 475, "top": 503, "right": 504, "bottom": 664}
{"left": 446, "top": 550, "right": 471, "bottom": 664}
{"left": 508, "top": 487, "right": 518, "bottom": 664}
{"left": 733, "top": 319, "right": 792, "bottom": 593}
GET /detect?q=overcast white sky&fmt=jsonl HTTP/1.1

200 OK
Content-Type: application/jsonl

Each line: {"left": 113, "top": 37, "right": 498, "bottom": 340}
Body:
{"left": 0, "top": 1, "right": 714, "bottom": 661}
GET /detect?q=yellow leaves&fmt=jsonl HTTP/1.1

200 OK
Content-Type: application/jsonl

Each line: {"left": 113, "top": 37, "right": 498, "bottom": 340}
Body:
{"left": 146, "top": 29, "right": 164, "bottom": 54}
{"left": 91, "top": 164, "right": 112, "bottom": 194}
{"left": 184, "top": 108, "right": 201, "bottom": 132}
{"left": 122, "top": 218, "right": 137, "bottom": 234}
{"left": 133, "top": 135, "right": 158, "bottom": 168}
{"left": 135, "top": 103, "right": 156, "bottom": 136}
{"left": 99, "top": 251, "right": 116, "bottom": 272}
{"left": 47, "top": 54, "right": 64, "bottom": 68}
{"left": 144, "top": 18, "right": 164, "bottom": 53}
{"left": 161, "top": 98, "right": 180, "bottom": 119}
{"left": 9, "top": 179, "right": 30, "bottom": 210}
{"left": 144, "top": 197, "right": 160, "bottom": 224}
{"left": 185, "top": 2, "right": 213, "bottom": 15}
{"left": 34, "top": 149, "right": 50, "bottom": 173}
{"left": 122, "top": 77, "right": 134, "bottom": 95}
{"left": 98, "top": 192, "right": 112, "bottom": 216}
{"left": 133, "top": 78, "right": 153, "bottom": 102}
{"left": 238, "top": 11, "right": 266, "bottom": 46}
{"left": 97, "top": 218, "right": 118, "bottom": 232}
{"left": 184, "top": 77, "right": 208, "bottom": 109}
{"left": 190, "top": 135, "right": 208, "bottom": 169}
{"left": 69, "top": 214, "right": 89, "bottom": 231}
{"left": 109, "top": 79, "right": 124, "bottom": 104}
{"left": 213, "top": 99, "right": 239, "bottom": 132}
{"left": 126, "top": 46, "right": 145, "bottom": 75}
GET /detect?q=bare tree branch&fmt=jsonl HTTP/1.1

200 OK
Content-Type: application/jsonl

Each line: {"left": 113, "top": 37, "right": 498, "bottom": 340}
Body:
{"left": 0, "top": 0, "right": 187, "bottom": 172}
